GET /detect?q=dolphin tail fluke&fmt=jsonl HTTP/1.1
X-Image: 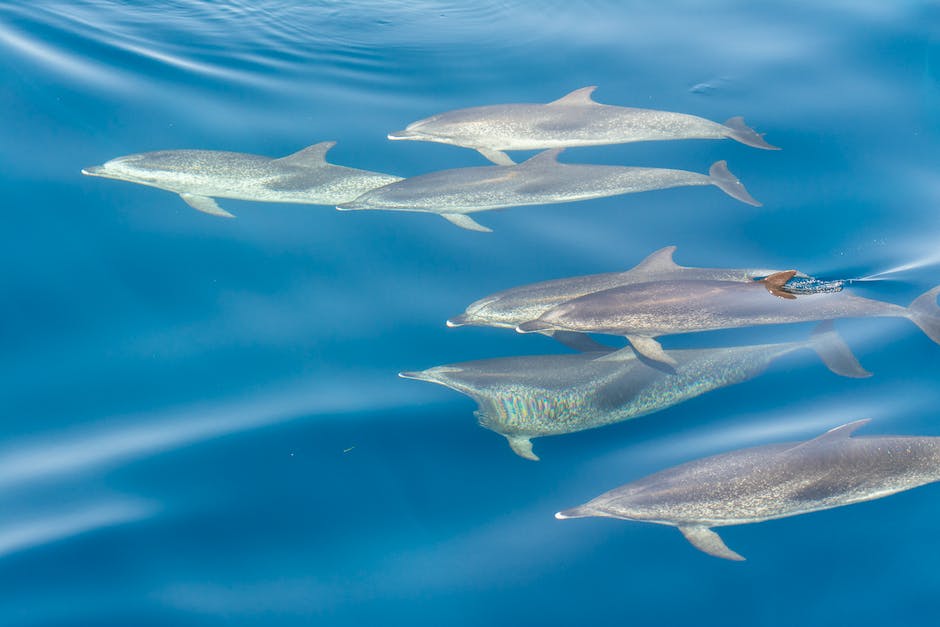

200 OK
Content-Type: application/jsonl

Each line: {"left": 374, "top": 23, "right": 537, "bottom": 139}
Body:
{"left": 678, "top": 526, "right": 745, "bottom": 561}
{"left": 180, "top": 193, "right": 235, "bottom": 218}
{"left": 507, "top": 435, "right": 539, "bottom": 461}
{"left": 908, "top": 285, "right": 940, "bottom": 345}
{"left": 723, "top": 116, "right": 781, "bottom": 150}
{"left": 809, "top": 321, "right": 872, "bottom": 378}
{"left": 709, "top": 161, "right": 762, "bottom": 207}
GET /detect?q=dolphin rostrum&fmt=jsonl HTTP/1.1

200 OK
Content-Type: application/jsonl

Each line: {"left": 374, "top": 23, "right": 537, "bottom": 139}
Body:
{"left": 338, "top": 149, "right": 759, "bottom": 232}
{"left": 556, "top": 419, "right": 940, "bottom": 560}
{"left": 518, "top": 271, "right": 940, "bottom": 366}
{"left": 82, "top": 142, "right": 402, "bottom": 217}
{"left": 447, "top": 246, "right": 811, "bottom": 351}
{"left": 388, "top": 86, "right": 779, "bottom": 165}
{"left": 400, "top": 324, "right": 868, "bottom": 461}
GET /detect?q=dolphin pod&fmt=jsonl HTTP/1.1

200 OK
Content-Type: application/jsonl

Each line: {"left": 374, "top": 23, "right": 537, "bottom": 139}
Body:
{"left": 82, "top": 142, "right": 402, "bottom": 217}
{"left": 83, "top": 88, "right": 940, "bottom": 562}
{"left": 400, "top": 323, "right": 869, "bottom": 461}
{"left": 556, "top": 420, "right": 940, "bottom": 561}
{"left": 516, "top": 271, "right": 940, "bottom": 367}
{"left": 388, "top": 86, "right": 779, "bottom": 165}
{"left": 337, "top": 151, "right": 759, "bottom": 231}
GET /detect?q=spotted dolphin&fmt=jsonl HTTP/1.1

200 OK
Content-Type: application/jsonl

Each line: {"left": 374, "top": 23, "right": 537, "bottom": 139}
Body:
{"left": 518, "top": 271, "right": 940, "bottom": 366}
{"left": 388, "top": 86, "right": 779, "bottom": 165}
{"left": 82, "top": 142, "right": 402, "bottom": 217}
{"left": 556, "top": 420, "right": 940, "bottom": 561}
{"left": 400, "top": 324, "right": 868, "bottom": 461}
{"left": 447, "top": 246, "right": 810, "bottom": 350}
{"left": 338, "top": 150, "right": 759, "bottom": 232}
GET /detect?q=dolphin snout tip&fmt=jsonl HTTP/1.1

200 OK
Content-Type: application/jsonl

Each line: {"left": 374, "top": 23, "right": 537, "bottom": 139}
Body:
{"left": 335, "top": 204, "right": 356, "bottom": 212}
{"left": 446, "top": 316, "right": 467, "bottom": 328}
{"left": 388, "top": 129, "right": 419, "bottom": 140}
{"left": 81, "top": 166, "right": 103, "bottom": 176}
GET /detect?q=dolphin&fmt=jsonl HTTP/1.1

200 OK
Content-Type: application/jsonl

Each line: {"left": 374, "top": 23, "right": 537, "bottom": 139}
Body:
{"left": 518, "top": 271, "right": 940, "bottom": 367}
{"left": 82, "top": 142, "right": 402, "bottom": 217}
{"left": 556, "top": 419, "right": 940, "bottom": 561}
{"left": 400, "top": 323, "right": 869, "bottom": 461}
{"left": 447, "top": 246, "right": 814, "bottom": 350}
{"left": 388, "top": 86, "right": 779, "bottom": 165}
{"left": 338, "top": 149, "right": 759, "bottom": 232}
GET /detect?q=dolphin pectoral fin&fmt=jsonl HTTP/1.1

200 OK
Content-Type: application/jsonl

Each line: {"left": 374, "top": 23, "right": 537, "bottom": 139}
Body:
{"left": 506, "top": 435, "right": 539, "bottom": 461}
{"left": 180, "top": 193, "right": 235, "bottom": 218}
{"left": 678, "top": 526, "right": 745, "bottom": 561}
{"left": 516, "top": 320, "right": 555, "bottom": 334}
{"left": 625, "top": 335, "right": 678, "bottom": 368}
{"left": 762, "top": 270, "right": 798, "bottom": 299}
{"left": 477, "top": 148, "right": 515, "bottom": 165}
{"left": 549, "top": 331, "right": 611, "bottom": 352}
{"left": 441, "top": 213, "right": 493, "bottom": 232}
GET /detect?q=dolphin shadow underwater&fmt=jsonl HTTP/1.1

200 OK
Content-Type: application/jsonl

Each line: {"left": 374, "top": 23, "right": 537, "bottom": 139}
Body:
{"left": 388, "top": 86, "right": 779, "bottom": 165}
{"left": 556, "top": 419, "right": 940, "bottom": 561}
{"left": 82, "top": 142, "right": 402, "bottom": 217}
{"left": 400, "top": 323, "right": 868, "bottom": 460}
{"left": 338, "top": 149, "right": 760, "bottom": 232}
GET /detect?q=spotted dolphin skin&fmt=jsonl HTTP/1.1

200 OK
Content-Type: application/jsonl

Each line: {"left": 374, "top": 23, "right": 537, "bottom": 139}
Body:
{"left": 338, "top": 150, "right": 759, "bottom": 232}
{"left": 82, "top": 142, "right": 402, "bottom": 217}
{"left": 400, "top": 324, "right": 868, "bottom": 461}
{"left": 518, "top": 272, "right": 940, "bottom": 367}
{"left": 447, "top": 246, "right": 808, "bottom": 351}
{"left": 388, "top": 86, "right": 779, "bottom": 165}
{"left": 556, "top": 420, "right": 940, "bottom": 561}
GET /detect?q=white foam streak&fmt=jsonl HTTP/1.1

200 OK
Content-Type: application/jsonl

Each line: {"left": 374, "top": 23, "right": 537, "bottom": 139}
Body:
{"left": 0, "top": 499, "right": 154, "bottom": 558}
{"left": 0, "top": 378, "right": 413, "bottom": 490}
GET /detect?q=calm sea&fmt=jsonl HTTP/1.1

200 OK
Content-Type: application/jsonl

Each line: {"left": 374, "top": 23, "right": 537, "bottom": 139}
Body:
{"left": 1, "top": 1, "right": 939, "bottom": 625}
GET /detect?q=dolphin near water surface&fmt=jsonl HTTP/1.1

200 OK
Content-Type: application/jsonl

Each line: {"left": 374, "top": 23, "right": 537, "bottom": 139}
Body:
{"left": 556, "top": 420, "right": 940, "bottom": 560}
{"left": 388, "top": 86, "right": 779, "bottom": 165}
{"left": 400, "top": 323, "right": 868, "bottom": 460}
{"left": 518, "top": 271, "right": 940, "bottom": 366}
{"left": 82, "top": 142, "right": 402, "bottom": 217}
{"left": 338, "top": 150, "right": 759, "bottom": 232}
{"left": 447, "top": 246, "right": 811, "bottom": 350}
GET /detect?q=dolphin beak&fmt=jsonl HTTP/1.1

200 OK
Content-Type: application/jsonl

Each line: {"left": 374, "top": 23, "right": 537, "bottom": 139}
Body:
{"left": 399, "top": 371, "right": 433, "bottom": 381}
{"left": 446, "top": 314, "right": 468, "bottom": 328}
{"left": 81, "top": 165, "right": 104, "bottom": 176}
{"left": 387, "top": 130, "right": 419, "bottom": 140}
{"left": 335, "top": 204, "right": 357, "bottom": 212}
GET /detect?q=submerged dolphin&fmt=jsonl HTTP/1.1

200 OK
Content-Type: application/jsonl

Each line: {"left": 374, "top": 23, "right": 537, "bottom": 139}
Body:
{"left": 82, "top": 142, "right": 402, "bottom": 217}
{"left": 556, "top": 419, "right": 940, "bottom": 561}
{"left": 518, "top": 271, "right": 940, "bottom": 366}
{"left": 400, "top": 324, "right": 868, "bottom": 460}
{"left": 447, "top": 246, "right": 810, "bottom": 350}
{"left": 388, "top": 86, "right": 779, "bottom": 165}
{"left": 338, "top": 149, "right": 759, "bottom": 232}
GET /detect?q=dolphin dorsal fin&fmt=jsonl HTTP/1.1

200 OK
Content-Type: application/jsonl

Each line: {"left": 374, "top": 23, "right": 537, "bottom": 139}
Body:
{"left": 274, "top": 141, "right": 336, "bottom": 167}
{"left": 520, "top": 148, "right": 565, "bottom": 167}
{"left": 761, "top": 270, "right": 798, "bottom": 299}
{"left": 630, "top": 246, "right": 683, "bottom": 274}
{"left": 785, "top": 419, "right": 872, "bottom": 454}
{"left": 811, "top": 419, "right": 871, "bottom": 443}
{"left": 548, "top": 86, "right": 598, "bottom": 106}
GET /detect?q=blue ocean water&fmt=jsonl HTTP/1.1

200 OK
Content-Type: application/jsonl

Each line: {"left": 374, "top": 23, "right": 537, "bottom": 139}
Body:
{"left": 2, "top": 1, "right": 940, "bottom": 625}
